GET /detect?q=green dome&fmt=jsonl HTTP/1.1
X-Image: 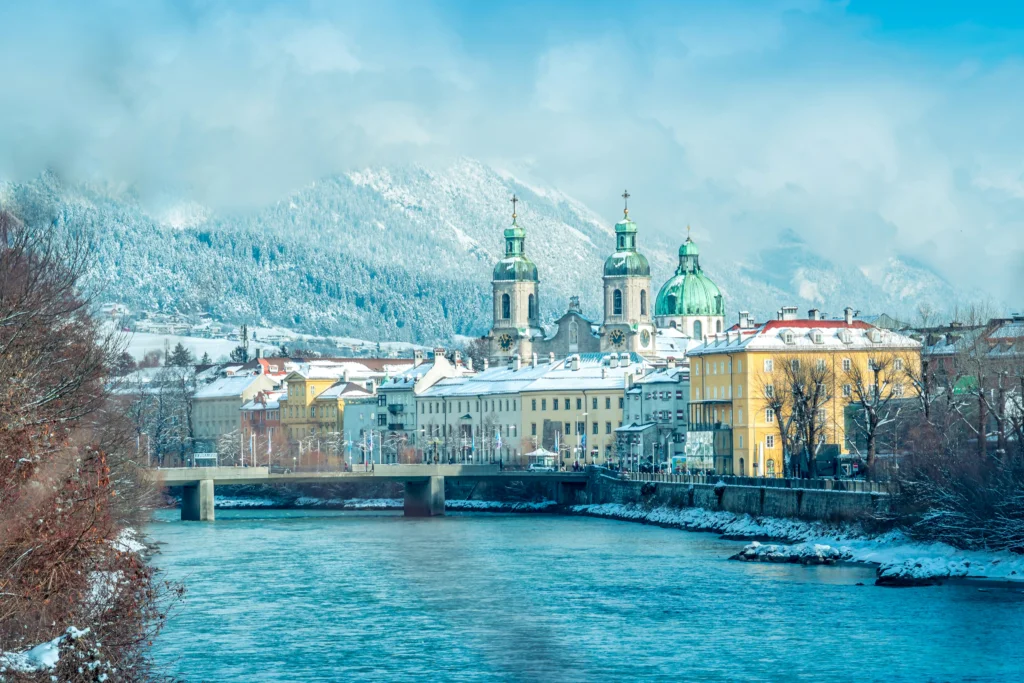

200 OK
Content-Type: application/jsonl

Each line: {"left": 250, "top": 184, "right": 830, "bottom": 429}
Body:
{"left": 655, "top": 236, "right": 724, "bottom": 316}
{"left": 604, "top": 251, "right": 651, "bottom": 277}
{"left": 493, "top": 256, "right": 538, "bottom": 281}
{"left": 604, "top": 215, "right": 650, "bottom": 277}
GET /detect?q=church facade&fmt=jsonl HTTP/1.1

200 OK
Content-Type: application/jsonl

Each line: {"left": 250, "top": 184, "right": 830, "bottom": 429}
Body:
{"left": 485, "top": 195, "right": 725, "bottom": 364}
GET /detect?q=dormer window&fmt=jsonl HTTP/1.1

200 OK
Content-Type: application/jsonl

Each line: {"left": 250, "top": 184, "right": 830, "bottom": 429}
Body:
{"left": 868, "top": 329, "right": 882, "bottom": 343}
{"left": 811, "top": 330, "right": 823, "bottom": 344}
{"left": 838, "top": 329, "right": 852, "bottom": 344}
{"left": 782, "top": 329, "right": 795, "bottom": 345}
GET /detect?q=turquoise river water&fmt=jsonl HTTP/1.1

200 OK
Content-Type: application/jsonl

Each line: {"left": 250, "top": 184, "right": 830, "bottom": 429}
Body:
{"left": 148, "top": 509, "right": 1024, "bottom": 682}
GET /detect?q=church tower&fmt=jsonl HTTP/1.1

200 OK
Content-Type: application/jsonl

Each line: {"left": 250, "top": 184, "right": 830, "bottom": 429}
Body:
{"left": 486, "top": 195, "right": 543, "bottom": 364}
{"left": 599, "top": 191, "right": 656, "bottom": 357}
{"left": 654, "top": 229, "right": 725, "bottom": 340}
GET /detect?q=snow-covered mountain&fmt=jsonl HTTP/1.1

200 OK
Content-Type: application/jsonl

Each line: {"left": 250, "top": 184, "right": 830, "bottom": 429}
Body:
{"left": 1, "top": 159, "right": 965, "bottom": 343}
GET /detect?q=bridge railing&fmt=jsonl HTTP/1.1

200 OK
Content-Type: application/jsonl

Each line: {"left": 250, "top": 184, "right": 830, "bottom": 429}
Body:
{"left": 620, "top": 471, "right": 893, "bottom": 494}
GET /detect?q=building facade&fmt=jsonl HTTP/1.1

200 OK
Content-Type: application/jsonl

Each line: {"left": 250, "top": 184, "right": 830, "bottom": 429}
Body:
{"left": 687, "top": 308, "right": 921, "bottom": 477}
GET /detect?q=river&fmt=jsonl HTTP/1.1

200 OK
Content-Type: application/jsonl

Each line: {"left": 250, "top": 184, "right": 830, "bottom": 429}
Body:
{"left": 148, "top": 509, "right": 1024, "bottom": 682}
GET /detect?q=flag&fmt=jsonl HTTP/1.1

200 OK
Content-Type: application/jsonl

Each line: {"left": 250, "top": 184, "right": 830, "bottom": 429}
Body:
{"left": 495, "top": 429, "right": 502, "bottom": 451}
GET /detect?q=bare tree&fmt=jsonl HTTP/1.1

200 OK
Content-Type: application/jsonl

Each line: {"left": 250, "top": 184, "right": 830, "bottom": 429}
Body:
{"left": 758, "top": 355, "right": 834, "bottom": 477}
{"left": 843, "top": 352, "right": 908, "bottom": 474}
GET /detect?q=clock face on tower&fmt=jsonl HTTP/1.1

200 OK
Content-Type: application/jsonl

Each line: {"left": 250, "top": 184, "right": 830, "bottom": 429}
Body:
{"left": 609, "top": 329, "right": 625, "bottom": 348}
{"left": 498, "top": 333, "right": 515, "bottom": 351}
{"left": 640, "top": 329, "right": 651, "bottom": 347}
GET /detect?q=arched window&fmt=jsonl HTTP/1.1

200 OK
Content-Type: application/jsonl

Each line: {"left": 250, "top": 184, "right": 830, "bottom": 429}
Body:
{"left": 528, "top": 293, "right": 536, "bottom": 320}
{"left": 501, "top": 293, "right": 511, "bottom": 320}
{"left": 640, "top": 290, "right": 648, "bottom": 316}
{"left": 766, "top": 459, "right": 776, "bottom": 477}
{"left": 569, "top": 321, "right": 579, "bottom": 345}
{"left": 739, "top": 457, "right": 745, "bottom": 475}
{"left": 716, "top": 320, "right": 723, "bottom": 333}
{"left": 613, "top": 289, "right": 623, "bottom": 316}
{"left": 693, "top": 320, "right": 703, "bottom": 339}
{"left": 666, "top": 294, "right": 677, "bottom": 313}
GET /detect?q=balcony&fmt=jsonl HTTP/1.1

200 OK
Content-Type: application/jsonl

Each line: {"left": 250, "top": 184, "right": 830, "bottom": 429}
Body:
{"left": 388, "top": 423, "right": 406, "bottom": 431}
{"left": 387, "top": 404, "right": 405, "bottom": 414}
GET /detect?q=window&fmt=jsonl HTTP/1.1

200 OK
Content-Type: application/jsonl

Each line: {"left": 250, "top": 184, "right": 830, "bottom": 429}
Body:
{"left": 765, "top": 408, "right": 774, "bottom": 423}
{"left": 717, "top": 320, "right": 723, "bottom": 333}
{"left": 765, "top": 384, "right": 774, "bottom": 398}
{"left": 894, "top": 358, "right": 904, "bottom": 371}
{"left": 790, "top": 359, "right": 800, "bottom": 371}
{"left": 766, "top": 435, "right": 775, "bottom": 449}
{"left": 693, "top": 320, "right": 703, "bottom": 339}
{"left": 893, "top": 383, "right": 905, "bottom": 397}
{"left": 310, "top": 406, "right": 316, "bottom": 418}
{"left": 816, "top": 359, "right": 826, "bottom": 371}
{"left": 842, "top": 384, "right": 852, "bottom": 397}
{"left": 737, "top": 385, "right": 743, "bottom": 398}
{"left": 592, "top": 397, "right": 598, "bottom": 410}
{"left": 592, "top": 421, "right": 598, "bottom": 435}
{"left": 532, "top": 399, "right": 537, "bottom": 411}
{"left": 618, "top": 397, "right": 624, "bottom": 408}
{"left": 812, "top": 331, "right": 823, "bottom": 344}
{"left": 553, "top": 399, "right": 559, "bottom": 411}
{"left": 613, "top": 289, "right": 623, "bottom": 315}
{"left": 605, "top": 397, "right": 611, "bottom": 409}
{"left": 564, "top": 399, "right": 570, "bottom": 410}
{"left": 377, "top": 414, "right": 387, "bottom": 427}
{"left": 737, "top": 360, "right": 742, "bottom": 373}
{"left": 739, "top": 435, "right": 744, "bottom": 448}
{"left": 531, "top": 423, "right": 537, "bottom": 436}
{"left": 842, "top": 358, "right": 851, "bottom": 372}
{"left": 640, "top": 289, "right": 647, "bottom": 316}
{"left": 738, "top": 408, "right": 743, "bottom": 424}
{"left": 783, "top": 331, "right": 794, "bottom": 344}
{"left": 576, "top": 421, "right": 585, "bottom": 435}
{"left": 576, "top": 398, "right": 583, "bottom": 410}
{"left": 694, "top": 363, "right": 699, "bottom": 376}
{"left": 501, "top": 293, "right": 511, "bottom": 320}
{"left": 565, "top": 422, "right": 572, "bottom": 434}
{"left": 605, "top": 422, "right": 612, "bottom": 434}
{"left": 817, "top": 409, "right": 827, "bottom": 424}
{"left": 542, "top": 399, "right": 547, "bottom": 410}
{"left": 764, "top": 359, "right": 774, "bottom": 372}
{"left": 528, "top": 293, "right": 536, "bottom": 320}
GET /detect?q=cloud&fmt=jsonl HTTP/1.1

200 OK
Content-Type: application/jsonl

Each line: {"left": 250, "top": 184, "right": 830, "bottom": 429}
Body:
{"left": 0, "top": 0, "right": 1021, "bottom": 304}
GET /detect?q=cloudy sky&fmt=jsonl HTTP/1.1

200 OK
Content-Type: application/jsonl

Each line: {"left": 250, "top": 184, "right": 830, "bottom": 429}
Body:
{"left": 1, "top": 0, "right": 1022, "bottom": 304}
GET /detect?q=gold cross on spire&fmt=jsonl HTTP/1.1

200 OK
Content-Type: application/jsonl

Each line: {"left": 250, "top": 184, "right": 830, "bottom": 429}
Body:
{"left": 511, "top": 194, "right": 518, "bottom": 221}
{"left": 622, "top": 189, "right": 630, "bottom": 217}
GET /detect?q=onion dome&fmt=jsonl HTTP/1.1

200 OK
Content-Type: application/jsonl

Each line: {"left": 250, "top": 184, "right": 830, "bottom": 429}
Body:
{"left": 654, "top": 235, "right": 724, "bottom": 316}
{"left": 493, "top": 197, "right": 539, "bottom": 282}
{"left": 603, "top": 193, "right": 651, "bottom": 277}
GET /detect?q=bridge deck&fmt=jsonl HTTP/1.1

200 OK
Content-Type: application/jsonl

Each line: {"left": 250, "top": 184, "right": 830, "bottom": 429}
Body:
{"left": 145, "top": 465, "right": 588, "bottom": 487}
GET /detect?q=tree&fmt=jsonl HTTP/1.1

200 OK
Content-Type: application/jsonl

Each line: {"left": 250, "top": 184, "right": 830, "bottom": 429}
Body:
{"left": 167, "top": 341, "right": 195, "bottom": 367}
{"left": 843, "top": 352, "right": 908, "bottom": 475}
{"left": 111, "top": 349, "right": 137, "bottom": 375}
{"left": 758, "top": 355, "right": 834, "bottom": 477}
{"left": 0, "top": 211, "right": 171, "bottom": 680}
{"left": 200, "top": 350, "right": 212, "bottom": 364}
{"left": 230, "top": 324, "right": 250, "bottom": 363}
{"left": 463, "top": 337, "right": 489, "bottom": 371}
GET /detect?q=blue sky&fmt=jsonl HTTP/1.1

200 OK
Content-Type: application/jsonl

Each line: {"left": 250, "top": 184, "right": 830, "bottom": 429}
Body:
{"left": 1, "top": 0, "right": 1022, "bottom": 304}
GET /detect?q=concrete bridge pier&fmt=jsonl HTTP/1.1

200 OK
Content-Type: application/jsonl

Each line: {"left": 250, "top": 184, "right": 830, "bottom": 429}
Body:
{"left": 182, "top": 479, "right": 215, "bottom": 521}
{"left": 556, "top": 480, "right": 590, "bottom": 506}
{"left": 404, "top": 476, "right": 445, "bottom": 517}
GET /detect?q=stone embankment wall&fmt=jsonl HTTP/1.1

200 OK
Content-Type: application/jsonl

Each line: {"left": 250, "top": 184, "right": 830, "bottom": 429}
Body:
{"left": 589, "top": 472, "right": 890, "bottom": 523}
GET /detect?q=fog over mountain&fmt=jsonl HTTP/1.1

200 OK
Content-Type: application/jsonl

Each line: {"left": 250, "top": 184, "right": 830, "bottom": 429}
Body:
{"left": 2, "top": 159, "right": 973, "bottom": 344}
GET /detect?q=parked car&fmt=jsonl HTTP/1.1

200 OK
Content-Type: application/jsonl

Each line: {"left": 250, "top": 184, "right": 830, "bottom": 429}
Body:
{"left": 269, "top": 464, "right": 292, "bottom": 474}
{"left": 528, "top": 464, "right": 556, "bottom": 472}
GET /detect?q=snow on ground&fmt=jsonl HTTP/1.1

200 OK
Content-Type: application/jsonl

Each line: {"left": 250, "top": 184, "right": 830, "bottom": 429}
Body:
{"left": 112, "top": 528, "right": 146, "bottom": 553}
{"left": 573, "top": 503, "right": 1024, "bottom": 585}
{"left": 0, "top": 627, "right": 89, "bottom": 674}
{"left": 212, "top": 496, "right": 555, "bottom": 511}
{"left": 124, "top": 332, "right": 272, "bottom": 363}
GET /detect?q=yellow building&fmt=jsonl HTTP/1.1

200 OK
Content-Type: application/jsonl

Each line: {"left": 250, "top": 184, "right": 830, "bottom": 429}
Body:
{"left": 687, "top": 308, "right": 920, "bottom": 477}
{"left": 279, "top": 368, "right": 372, "bottom": 443}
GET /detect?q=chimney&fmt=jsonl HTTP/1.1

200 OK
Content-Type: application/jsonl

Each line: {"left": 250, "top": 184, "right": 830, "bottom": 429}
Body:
{"left": 549, "top": 352, "right": 556, "bottom": 364}
{"left": 466, "top": 357, "right": 474, "bottom": 372}
{"left": 413, "top": 349, "right": 424, "bottom": 367}
{"left": 738, "top": 311, "right": 750, "bottom": 329}
{"left": 619, "top": 352, "right": 630, "bottom": 367}
{"left": 571, "top": 354, "right": 580, "bottom": 371}
{"left": 626, "top": 373, "right": 635, "bottom": 389}
{"left": 667, "top": 357, "right": 676, "bottom": 369}
{"left": 513, "top": 356, "right": 522, "bottom": 371}
{"left": 454, "top": 350, "right": 462, "bottom": 364}
{"left": 507, "top": 357, "right": 514, "bottom": 370}
{"left": 601, "top": 367, "right": 608, "bottom": 379}
{"left": 781, "top": 306, "right": 799, "bottom": 321}
{"left": 808, "top": 308, "right": 820, "bottom": 321}
{"left": 433, "top": 347, "right": 445, "bottom": 359}
{"left": 777, "top": 309, "right": 783, "bottom": 321}
{"left": 342, "top": 368, "right": 350, "bottom": 383}
{"left": 531, "top": 352, "right": 538, "bottom": 367}
{"left": 609, "top": 354, "right": 619, "bottom": 369}
{"left": 844, "top": 307, "right": 854, "bottom": 325}
{"left": 483, "top": 358, "right": 489, "bottom": 371}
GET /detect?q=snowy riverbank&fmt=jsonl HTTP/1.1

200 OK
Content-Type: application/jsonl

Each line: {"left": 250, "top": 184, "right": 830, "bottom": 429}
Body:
{"left": 571, "top": 503, "right": 1024, "bottom": 587}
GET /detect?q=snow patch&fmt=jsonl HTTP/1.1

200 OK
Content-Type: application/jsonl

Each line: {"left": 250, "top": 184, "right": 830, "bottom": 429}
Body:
{"left": 0, "top": 627, "right": 90, "bottom": 673}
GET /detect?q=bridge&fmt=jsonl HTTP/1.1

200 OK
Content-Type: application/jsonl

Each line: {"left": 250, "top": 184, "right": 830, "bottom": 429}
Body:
{"left": 144, "top": 465, "right": 590, "bottom": 521}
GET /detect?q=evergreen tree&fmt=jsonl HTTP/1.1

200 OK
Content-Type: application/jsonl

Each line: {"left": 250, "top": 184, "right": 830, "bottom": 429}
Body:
{"left": 167, "top": 342, "right": 195, "bottom": 367}
{"left": 200, "top": 351, "right": 212, "bottom": 365}
{"left": 229, "top": 324, "right": 250, "bottom": 363}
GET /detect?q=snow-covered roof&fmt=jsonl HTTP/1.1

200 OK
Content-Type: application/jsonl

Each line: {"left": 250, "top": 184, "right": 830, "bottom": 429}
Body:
{"left": 194, "top": 375, "right": 270, "bottom": 399}
{"left": 654, "top": 326, "right": 699, "bottom": 358}
{"left": 240, "top": 390, "right": 285, "bottom": 411}
{"left": 688, "top": 319, "right": 920, "bottom": 356}
{"left": 315, "top": 382, "right": 374, "bottom": 400}
{"left": 634, "top": 366, "right": 688, "bottom": 386}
